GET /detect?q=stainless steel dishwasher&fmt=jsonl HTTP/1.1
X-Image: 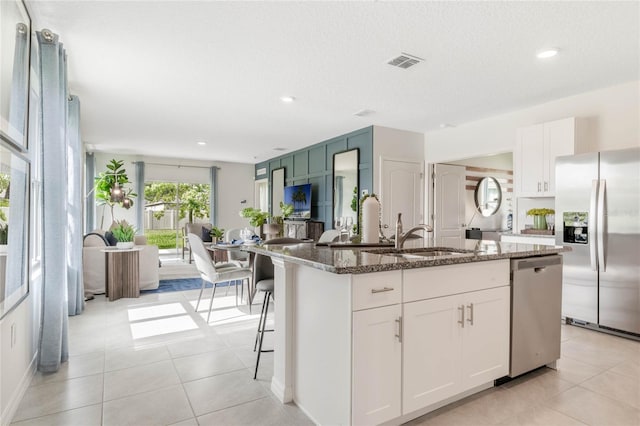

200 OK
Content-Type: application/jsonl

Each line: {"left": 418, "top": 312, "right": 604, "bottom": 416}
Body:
{"left": 509, "top": 255, "right": 563, "bottom": 377}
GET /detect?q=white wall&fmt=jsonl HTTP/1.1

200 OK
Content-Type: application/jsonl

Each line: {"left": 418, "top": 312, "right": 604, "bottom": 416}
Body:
{"left": 216, "top": 162, "right": 256, "bottom": 230}
{"left": 425, "top": 80, "right": 640, "bottom": 163}
{"left": 373, "top": 126, "right": 425, "bottom": 196}
{"left": 91, "top": 153, "right": 255, "bottom": 231}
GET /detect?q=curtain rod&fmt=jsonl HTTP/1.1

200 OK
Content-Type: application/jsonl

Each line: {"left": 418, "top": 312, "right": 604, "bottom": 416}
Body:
{"left": 132, "top": 161, "right": 219, "bottom": 170}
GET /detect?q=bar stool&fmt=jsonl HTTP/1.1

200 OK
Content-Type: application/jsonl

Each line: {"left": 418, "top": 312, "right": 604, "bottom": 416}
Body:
{"left": 253, "top": 278, "right": 274, "bottom": 379}
{"left": 252, "top": 237, "right": 303, "bottom": 379}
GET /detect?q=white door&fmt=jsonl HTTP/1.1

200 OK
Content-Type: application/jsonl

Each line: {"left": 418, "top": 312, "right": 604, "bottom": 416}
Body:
{"left": 461, "top": 286, "right": 510, "bottom": 389}
{"left": 352, "top": 304, "right": 402, "bottom": 425}
{"left": 380, "top": 159, "right": 423, "bottom": 243}
{"left": 433, "top": 164, "right": 465, "bottom": 248}
{"left": 403, "top": 295, "right": 462, "bottom": 413}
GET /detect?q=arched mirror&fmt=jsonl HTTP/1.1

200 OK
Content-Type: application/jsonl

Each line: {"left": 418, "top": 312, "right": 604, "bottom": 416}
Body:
{"left": 474, "top": 177, "right": 502, "bottom": 217}
{"left": 333, "top": 149, "right": 359, "bottom": 230}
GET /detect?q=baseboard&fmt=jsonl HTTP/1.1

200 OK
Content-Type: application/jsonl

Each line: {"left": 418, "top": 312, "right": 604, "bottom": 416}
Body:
{"left": 270, "top": 377, "right": 293, "bottom": 403}
{"left": 1, "top": 352, "right": 37, "bottom": 425}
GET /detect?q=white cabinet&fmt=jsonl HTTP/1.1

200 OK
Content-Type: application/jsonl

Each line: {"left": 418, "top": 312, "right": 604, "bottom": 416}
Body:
{"left": 403, "top": 294, "right": 461, "bottom": 412}
{"left": 352, "top": 304, "right": 402, "bottom": 425}
{"left": 515, "top": 117, "right": 575, "bottom": 197}
{"left": 402, "top": 286, "right": 510, "bottom": 413}
{"left": 460, "top": 286, "right": 511, "bottom": 389}
{"left": 351, "top": 261, "right": 510, "bottom": 424}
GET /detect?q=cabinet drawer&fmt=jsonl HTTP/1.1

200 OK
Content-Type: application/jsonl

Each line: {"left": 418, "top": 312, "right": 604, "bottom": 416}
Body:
{"left": 352, "top": 270, "right": 401, "bottom": 311}
{"left": 403, "top": 260, "right": 509, "bottom": 303}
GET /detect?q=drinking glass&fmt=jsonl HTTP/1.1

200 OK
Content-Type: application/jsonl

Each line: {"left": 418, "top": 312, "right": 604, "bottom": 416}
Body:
{"left": 345, "top": 217, "right": 354, "bottom": 241}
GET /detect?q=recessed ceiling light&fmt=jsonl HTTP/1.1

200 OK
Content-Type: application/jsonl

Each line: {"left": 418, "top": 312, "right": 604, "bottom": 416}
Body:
{"left": 537, "top": 48, "right": 559, "bottom": 59}
{"left": 280, "top": 96, "right": 296, "bottom": 103}
{"left": 439, "top": 123, "right": 456, "bottom": 129}
{"left": 196, "top": 141, "right": 207, "bottom": 146}
{"left": 273, "top": 147, "right": 287, "bottom": 151}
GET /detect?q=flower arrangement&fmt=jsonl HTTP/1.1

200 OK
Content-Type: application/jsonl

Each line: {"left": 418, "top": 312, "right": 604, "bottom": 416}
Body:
{"left": 526, "top": 208, "right": 555, "bottom": 216}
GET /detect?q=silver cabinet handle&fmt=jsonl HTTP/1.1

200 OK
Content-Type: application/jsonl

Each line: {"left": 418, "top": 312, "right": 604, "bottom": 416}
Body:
{"left": 466, "top": 303, "right": 474, "bottom": 326}
{"left": 544, "top": 181, "right": 548, "bottom": 191}
{"left": 538, "top": 182, "right": 541, "bottom": 192}
{"left": 395, "top": 317, "right": 402, "bottom": 343}
{"left": 371, "top": 287, "right": 394, "bottom": 294}
{"left": 458, "top": 305, "right": 465, "bottom": 328}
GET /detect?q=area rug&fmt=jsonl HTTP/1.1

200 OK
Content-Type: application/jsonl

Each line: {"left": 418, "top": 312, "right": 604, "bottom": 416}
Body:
{"left": 142, "top": 278, "right": 236, "bottom": 293}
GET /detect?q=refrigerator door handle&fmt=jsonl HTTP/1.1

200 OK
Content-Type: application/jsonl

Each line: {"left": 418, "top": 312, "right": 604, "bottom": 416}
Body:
{"left": 597, "top": 179, "right": 606, "bottom": 272}
{"left": 589, "top": 179, "right": 599, "bottom": 271}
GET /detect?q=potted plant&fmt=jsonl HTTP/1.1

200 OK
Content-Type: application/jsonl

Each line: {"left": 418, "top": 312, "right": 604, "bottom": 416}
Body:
{"left": 94, "top": 159, "right": 137, "bottom": 228}
{"left": 268, "top": 202, "right": 294, "bottom": 237}
{"left": 111, "top": 220, "right": 136, "bottom": 249}
{"left": 210, "top": 226, "right": 225, "bottom": 243}
{"left": 526, "top": 208, "right": 555, "bottom": 230}
{"left": 239, "top": 207, "right": 271, "bottom": 238}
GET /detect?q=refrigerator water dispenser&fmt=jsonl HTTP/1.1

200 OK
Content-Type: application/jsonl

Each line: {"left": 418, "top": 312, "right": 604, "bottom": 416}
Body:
{"left": 562, "top": 212, "right": 588, "bottom": 244}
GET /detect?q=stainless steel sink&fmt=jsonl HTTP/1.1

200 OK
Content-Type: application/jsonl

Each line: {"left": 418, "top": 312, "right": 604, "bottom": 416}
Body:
{"left": 399, "top": 251, "right": 468, "bottom": 258}
{"left": 364, "top": 247, "right": 475, "bottom": 259}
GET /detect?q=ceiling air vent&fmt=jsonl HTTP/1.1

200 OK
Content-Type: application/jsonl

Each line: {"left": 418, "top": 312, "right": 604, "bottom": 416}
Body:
{"left": 387, "top": 52, "right": 424, "bottom": 69}
{"left": 354, "top": 109, "right": 375, "bottom": 117}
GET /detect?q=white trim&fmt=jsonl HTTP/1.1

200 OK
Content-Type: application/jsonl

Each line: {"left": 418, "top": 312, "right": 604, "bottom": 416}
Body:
{"left": 1, "top": 351, "right": 36, "bottom": 424}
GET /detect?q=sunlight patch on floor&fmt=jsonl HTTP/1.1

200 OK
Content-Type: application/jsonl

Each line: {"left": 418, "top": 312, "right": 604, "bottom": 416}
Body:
{"left": 130, "top": 315, "right": 198, "bottom": 339}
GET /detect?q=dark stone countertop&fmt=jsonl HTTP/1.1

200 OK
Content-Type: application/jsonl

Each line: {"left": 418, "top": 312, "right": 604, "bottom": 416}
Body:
{"left": 244, "top": 240, "right": 570, "bottom": 275}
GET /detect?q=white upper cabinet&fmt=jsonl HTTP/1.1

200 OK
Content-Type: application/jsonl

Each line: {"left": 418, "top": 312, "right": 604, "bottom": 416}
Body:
{"left": 515, "top": 117, "right": 575, "bottom": 197}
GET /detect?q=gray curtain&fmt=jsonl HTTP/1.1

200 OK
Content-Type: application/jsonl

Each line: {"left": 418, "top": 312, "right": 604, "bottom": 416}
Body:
{"left": 8, "top": 23, "right": 29, "bottom": 145}
{"left": 209, "top": 166, "right": 217, "bottom": 226}
{"left": 67, "top": 96, "right": 83, "bottom": 315}
{"left": 85, "top": 152, "right": 95, "bottom": 233}
{"left": 135, "top": 162, "right": 144, "bottom": 234}
{"left": 37, "top": 29, "right": 70, "bottom": 372}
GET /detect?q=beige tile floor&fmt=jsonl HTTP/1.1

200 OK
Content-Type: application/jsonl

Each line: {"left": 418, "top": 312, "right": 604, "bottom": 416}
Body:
{"left": 10, "top": 286, "right": 640, "bottom": 426}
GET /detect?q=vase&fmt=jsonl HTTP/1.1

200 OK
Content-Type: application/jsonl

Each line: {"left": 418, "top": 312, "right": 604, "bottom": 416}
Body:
{"left": 533, "top": 215, "right": 547, "bottom": 230}
{"left": 116, "top": 241, "right": 134, "bottom": 249}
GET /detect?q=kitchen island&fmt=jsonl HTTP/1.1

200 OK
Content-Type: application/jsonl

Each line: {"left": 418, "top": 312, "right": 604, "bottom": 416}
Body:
{"left": 245, "top": 240, "right": 568, "bottom": 425}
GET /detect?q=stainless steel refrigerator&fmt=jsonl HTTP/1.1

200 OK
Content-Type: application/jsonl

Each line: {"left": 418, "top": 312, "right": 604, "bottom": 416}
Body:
{"left": 555, "top": 147, "right": 640, "bottom": 337}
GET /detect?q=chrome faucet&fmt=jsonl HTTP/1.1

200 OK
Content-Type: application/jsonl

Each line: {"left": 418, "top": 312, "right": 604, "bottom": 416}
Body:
{"left": 395, "top": 213, "right": 433, "bottom": 249}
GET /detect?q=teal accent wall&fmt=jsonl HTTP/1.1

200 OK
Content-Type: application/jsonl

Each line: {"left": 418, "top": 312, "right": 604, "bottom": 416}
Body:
{"left": 255, "top": 126, "right": 373, "bottom": 230}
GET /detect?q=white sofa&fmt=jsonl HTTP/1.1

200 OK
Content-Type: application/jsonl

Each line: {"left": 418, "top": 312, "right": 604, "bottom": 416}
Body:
{"left": 83, "top": 230, "right": 160, "bottom": 297}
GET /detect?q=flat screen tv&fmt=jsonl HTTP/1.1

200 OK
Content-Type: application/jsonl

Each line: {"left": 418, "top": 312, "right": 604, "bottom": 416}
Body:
{"left": 283, "top": 183, "right": 312, "bottom": 219}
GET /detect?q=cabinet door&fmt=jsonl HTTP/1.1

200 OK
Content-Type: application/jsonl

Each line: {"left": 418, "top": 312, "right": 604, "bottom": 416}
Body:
{"left": 516, "top": 124, "right": 545, "bottom": 196}
{"left": 461, "top": 286, "right": 510, "bottom": 389}
{"left": 352, "top": 304, "right": 402, "bottom": 425}
{"left": 543, "top": 117, "right": 575, "bottom": 195}
{"left": 403, "top": 295, "right": 462, "bottom": 413}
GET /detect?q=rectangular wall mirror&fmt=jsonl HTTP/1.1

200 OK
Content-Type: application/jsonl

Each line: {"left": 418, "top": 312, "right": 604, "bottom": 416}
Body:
{"left": 271, "top": 167, "right": 285, "bottom": 216}
{"left": 333, "top": 149, "right": 359, "bottom": 232}
{"left": 1, "top": 0, "right": 31, "bottom": 150}
{"left": 0, "top": 146, "right": 30, "bottom": 318}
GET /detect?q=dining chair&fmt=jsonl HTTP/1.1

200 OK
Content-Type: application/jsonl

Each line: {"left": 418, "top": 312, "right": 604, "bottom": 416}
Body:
{"left": 188, "top": 233, "right": 253, "bottom": 322}
{"left": 318, "top": 229, "right": 340, "bottom": 243}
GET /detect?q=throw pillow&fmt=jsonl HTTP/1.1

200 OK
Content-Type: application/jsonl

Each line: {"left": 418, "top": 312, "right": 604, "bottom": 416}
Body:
{"left": 104, "top": 231, "right": 118, "bottom": 246}
{"left": 201, "top": 226, "right": 213, "bottom": 242}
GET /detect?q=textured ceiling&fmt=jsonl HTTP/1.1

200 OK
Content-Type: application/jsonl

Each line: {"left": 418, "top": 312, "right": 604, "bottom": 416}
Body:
{"left": 26, "top": 1, "right": 639, "bottom": 164}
